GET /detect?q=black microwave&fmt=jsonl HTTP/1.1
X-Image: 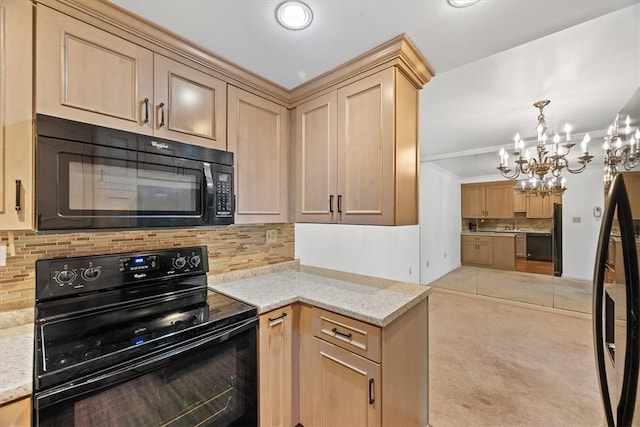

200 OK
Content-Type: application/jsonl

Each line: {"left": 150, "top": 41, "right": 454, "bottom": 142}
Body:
{"left": 36, "top": 115, "right": 234, "bottom": 231}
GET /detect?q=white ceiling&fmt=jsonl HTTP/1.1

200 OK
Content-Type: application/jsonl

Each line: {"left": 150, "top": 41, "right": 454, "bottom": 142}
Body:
{"left": 112, "top": 0, "right": 640, "bottom": 178}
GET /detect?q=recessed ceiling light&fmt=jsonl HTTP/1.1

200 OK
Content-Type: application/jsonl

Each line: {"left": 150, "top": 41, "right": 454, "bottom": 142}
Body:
{"left": 276, "top": 1, "right": 313, "bottom": 30}
{"left": 447, "top": 0, "right": 481, "bottom": 7}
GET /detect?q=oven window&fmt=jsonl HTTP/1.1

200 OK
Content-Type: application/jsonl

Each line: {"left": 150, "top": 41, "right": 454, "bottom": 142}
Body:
{"left": 61, "top": 154, "right": 201, "bottom": 216}
{"left": 36, "top": 328, "right": 257, "bottom": 427}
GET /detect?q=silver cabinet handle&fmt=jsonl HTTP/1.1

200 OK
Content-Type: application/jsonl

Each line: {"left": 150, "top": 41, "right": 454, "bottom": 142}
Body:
{"left": 369, "top": 378, "right": 375, "bottom": 404}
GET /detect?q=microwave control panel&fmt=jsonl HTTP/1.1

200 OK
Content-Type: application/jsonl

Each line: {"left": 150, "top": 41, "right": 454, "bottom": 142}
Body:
{"left": 215, "top": 172, "right": 232, "bottom": 217}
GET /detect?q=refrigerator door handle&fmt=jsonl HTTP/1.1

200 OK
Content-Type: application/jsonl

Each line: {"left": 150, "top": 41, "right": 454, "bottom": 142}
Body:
{"left": 593, "top": 174, "right": 640, "bottom": 427}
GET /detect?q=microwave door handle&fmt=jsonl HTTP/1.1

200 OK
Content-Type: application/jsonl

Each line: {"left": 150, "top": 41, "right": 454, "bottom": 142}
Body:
{"left": 203, "top": 163, "right": 214, "bottom": 213}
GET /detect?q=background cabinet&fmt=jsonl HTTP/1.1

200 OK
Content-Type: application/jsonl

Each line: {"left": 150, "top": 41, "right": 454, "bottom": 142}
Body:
{"left": 461, "top": 182, "right": 514, "bottom": 219}
{"left": 461, "top": 235, "right": 493, "bottom": 266}
{"left": 526, "top": 194, "right": 562, "bottom": 218}
{"left": 36, "top": 6, "right": 226, "bottom": 149}
{"left": 620, "top": 172, "right": 640, "bottom": 219}
{"left": 514, "top": 190, "right": 527, "bottom": 212}
{"left": 258, "top": 306, "right": 293, "bottom": 427}
{"left": 228, "top": 86, "right": 289, "bottom": 224}
{"left": 0, "top": 0, "right": 33, "bottom": 230}
{"left": 296, "top": 67, "right": 419, "bottom": 225}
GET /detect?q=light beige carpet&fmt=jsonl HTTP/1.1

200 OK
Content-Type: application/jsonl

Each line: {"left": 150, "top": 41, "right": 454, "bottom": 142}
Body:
{"left": 429, "top": 290, "right": 605, "bottom": 426}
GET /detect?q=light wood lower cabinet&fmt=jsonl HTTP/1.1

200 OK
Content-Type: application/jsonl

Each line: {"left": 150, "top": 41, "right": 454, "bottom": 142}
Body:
{"left": 298, "top": 301, "right": 428, "bottom": 426}
{"left": 461, "top": 235, "right": 493, "bottom": 266}
{"left": 0, "top": 397, "right": 31, "bottom": 427}
{"left": 228, "top": 86, "right": 289, "bottom": 224}
{"left": 258, "top": 306, "right": 293, "bottom": 427}
{"left": 461, "top": 234, "right": 516, "bottom": 270}
{"left": 0, "top": 0, "right": 33, "bottom": 230}
{"left": 312, "top": 338, "right": 381, "bottom": 427}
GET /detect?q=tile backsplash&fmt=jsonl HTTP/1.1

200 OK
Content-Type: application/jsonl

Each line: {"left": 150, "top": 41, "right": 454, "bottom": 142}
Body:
{"left": 0, "top": 224, "right": 294, "bottom": 311}
{"left": 463, "top": 213, "right": 552, "bottom": 232}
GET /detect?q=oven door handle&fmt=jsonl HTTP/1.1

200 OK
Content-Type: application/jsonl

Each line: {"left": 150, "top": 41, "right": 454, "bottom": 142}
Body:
{"left": 203, "top": 162, "right": 215, "bottom": 214}
{"left": 34, "top": 317, "right": 258, "bottom": 410}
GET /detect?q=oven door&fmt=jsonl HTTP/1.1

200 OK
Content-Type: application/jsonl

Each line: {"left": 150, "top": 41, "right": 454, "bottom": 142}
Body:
{"left": 33, "top": 318, "right": 257, "bottom": 427}
{"left": 36, "top": 136, "right": 217, "bottom": 231}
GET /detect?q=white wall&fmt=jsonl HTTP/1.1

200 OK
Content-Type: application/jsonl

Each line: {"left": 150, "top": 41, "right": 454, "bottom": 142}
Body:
{"left": 295, "top": 223, "right": 420, "bottom": 283}
{"left": 420, "top": 163, "right": 462, "bottom": 284}
{"left": 561, "top": 168, "right": 605, "bottom": 280}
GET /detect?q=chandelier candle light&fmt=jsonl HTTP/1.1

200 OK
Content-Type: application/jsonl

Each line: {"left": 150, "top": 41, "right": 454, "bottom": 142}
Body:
{"left": 603, "top": 113, "right": 640, "bottom": 189}
{"left": 497, "top": 100, "right": 594, "bottom": 197}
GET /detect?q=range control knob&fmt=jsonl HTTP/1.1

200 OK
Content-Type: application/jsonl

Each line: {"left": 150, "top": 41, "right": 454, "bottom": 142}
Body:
{"left": 81, "top": 267, "right": 101, "bottom": 281}
{"left": 173, "top": 257, "right": 187, "bottom": 269}
{"left": 189, "top": 255, "right": 202, "bottom": 267}
{"left": 55, "top": 270, "right": 77, "bottom": 285}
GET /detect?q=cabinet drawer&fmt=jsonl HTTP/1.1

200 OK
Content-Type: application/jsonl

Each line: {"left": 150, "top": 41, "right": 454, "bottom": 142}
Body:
{"left": 312, "top": 307, "right": 381, "bottom": 363}
{"left": 462, "top": 235, "right": 492, "bottom": 244}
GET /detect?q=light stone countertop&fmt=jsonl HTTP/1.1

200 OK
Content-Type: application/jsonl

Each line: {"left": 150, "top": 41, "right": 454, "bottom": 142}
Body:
{"left": 0, "top": 262, "right": 430, "bottom": 405}
{"left": 209, "top": 265, "right": 431, "bottom": 327}
{"left": 0, "top": 323, "right": 33, "bottom": 405}
{"left": 461, "top": 231, "right": 518, "bottom": 237}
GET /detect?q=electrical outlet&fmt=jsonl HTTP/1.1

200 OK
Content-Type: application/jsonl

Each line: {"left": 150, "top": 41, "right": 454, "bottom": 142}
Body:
{"left": 266, "top": 229, "right": 277, "bottom": 243}
{"left": 572, "top": 217, "right": 582, "bottom": 224}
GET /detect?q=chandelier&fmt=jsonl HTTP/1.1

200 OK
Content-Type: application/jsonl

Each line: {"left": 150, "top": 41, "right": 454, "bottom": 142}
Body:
{"left": 497, "top": 100, "right": 594, "bottom": 197}
{"left": 603, "top": 113, "right": 639, "bottom": 190}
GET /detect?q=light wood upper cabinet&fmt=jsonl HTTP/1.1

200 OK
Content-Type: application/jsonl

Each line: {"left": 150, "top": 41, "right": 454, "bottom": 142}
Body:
{"left": 514, "top": 190, "right": 527, "bottom": 212}
{"left": 36, "top": 5, "right": 154, "bottom": 134}
{"left": 461, "top": 182, "right": 514, "bottom": 219}
{"left": 228, "top": 86, "right": 289, "bottom": 224}
{"left": 259, "top": 306, "right": 293, "bottom": 427}
{"left": 36, "top": 6, "right": 226, "bottom": 149}
{"left": 0, "top": 0, "right": 33, "bottom": 231}
{"left": 526, "top": 193, "right": 562, "bottom": 218}
{"left": 295, "top": 92, "right": 338, "bottom": 223}
{"left": 153, "top": 54, "right": 226, "bottom": 150}
{"left": 296, "top": 67, "right": 419, "bottom": 225}
{"left": 461, "top": 184, "right": 485, "bottom": 218}
{"left": 621, "top": 172, "right": 640, "bottom": 219}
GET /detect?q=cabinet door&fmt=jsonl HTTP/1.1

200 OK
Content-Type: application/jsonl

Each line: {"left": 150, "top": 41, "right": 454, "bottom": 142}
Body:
{"left": 484, "top": 183, "right": 514, "bottom": 218}
{"left": 526, "top": 196, "right": 547, "bottom": 218}
{"left": 514, "top": 190, "right": 526, "bottom": 212}
{"left": 312, "top": 338, "right": 381, "bottom": 427}
{"left": 622, "top": 172, "right": 640, "bottom": 219}
{"left": 228, "top": 86, "right": 289, "bottom": 223}
{"left": 461, "top": 184, "right": 484, "bottom": 218}
{"left": 295, "top": 92, "right": 338, "bottom": 223}
{"left": 154, "top": 54, "right": 226, "bottom": 150}
{"left": 36, "top": 5, "right": 153, "bottom": 134}
{"left": 337, "top": 68, "right": 394, "bottom": 225}
{"left": 0, "top": 396, "right": 31, "bottom": 427}
{"left": 476, "top": 242, "right": 493, "bottom": 266}
{"left": 0, "top": 0, "right": 33, "bottom": 230}
{"left": 461, "top": 238, "right": 478, "bottom": 264}
{"left": 259, "top": 306, "right": 293, "bottom": 427}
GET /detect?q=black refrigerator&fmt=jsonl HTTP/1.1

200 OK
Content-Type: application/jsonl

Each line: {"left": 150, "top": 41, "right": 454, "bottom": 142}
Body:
{"left": 553, "top": 203, "right": 563, "bottom": 276}
{"left": 593, "top": 174, "right": 640, "bottom": 426}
